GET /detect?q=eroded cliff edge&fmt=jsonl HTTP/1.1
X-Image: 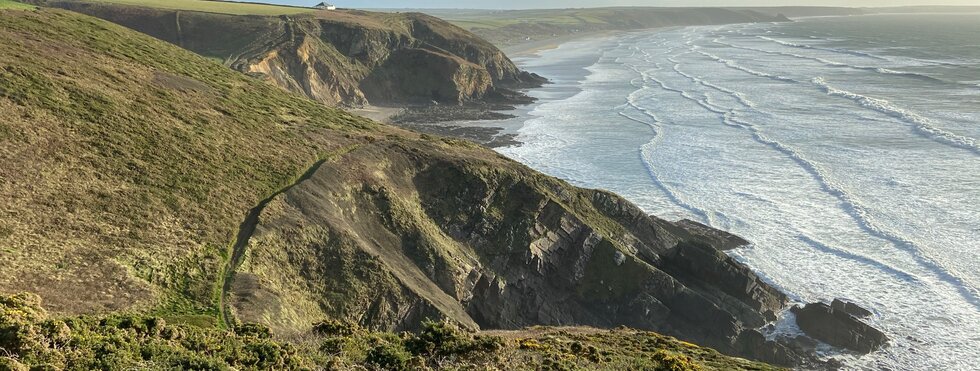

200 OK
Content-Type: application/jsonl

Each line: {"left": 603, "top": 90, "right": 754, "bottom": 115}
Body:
{"left": 33, "top": 0, "right": 545, "bottom": 107}
{"left": 226, "top": 139, "right": 799, "bottom": 365}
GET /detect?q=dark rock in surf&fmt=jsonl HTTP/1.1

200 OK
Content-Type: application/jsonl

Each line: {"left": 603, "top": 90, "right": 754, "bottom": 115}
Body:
{"left": 792, "top": 301, "right": 887, "bottom": 354}
{"left": 831, "top": 298, "right": 873, "bottom": 318}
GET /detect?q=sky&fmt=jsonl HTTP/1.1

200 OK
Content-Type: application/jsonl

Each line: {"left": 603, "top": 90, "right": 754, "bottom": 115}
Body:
{"left": 253, "top": 0, "right": 980, "bottom": 9}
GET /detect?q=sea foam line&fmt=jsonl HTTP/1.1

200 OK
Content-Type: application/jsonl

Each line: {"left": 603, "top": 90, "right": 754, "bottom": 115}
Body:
{"left": 621, "top": 66, "right": 716, "bottom": 226}
{"left": 811, "top": 77, "right": 980, "bottom": 155}
{"left": 692, "top": 49, "right": 796, "bottom": 83}
{"left": 711, "top": 38, "right": 949, "bottom": 84}
{"left": 684, "top": 46, "right": 980, "bottom": 156}
{"left": 650, "top": 53, "right": 980, "bottom": 308}
{"left": 755, "top": 35, "right": 890, "bottom": 61}
{"left": 797, "top": 234, "right": 919, "bottom": 283}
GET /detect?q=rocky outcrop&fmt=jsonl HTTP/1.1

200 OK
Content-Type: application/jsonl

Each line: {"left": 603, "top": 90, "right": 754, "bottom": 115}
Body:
{"left": 831, "top": 298, "right": 873, "bottom": 318}
{"left": 225, "top": 141, "right": 800, "bottom": 365}
{"left": 673, "top": 219, "right": 751, "bottom": 250}
{"left": 33, "top": 1, "right": 545, "bottom": 107}
{"left": 360, "top": 48, "right": 492, "bottom": 104}
{"left": 792, "top": 301, "right": 888, "bottom": 354}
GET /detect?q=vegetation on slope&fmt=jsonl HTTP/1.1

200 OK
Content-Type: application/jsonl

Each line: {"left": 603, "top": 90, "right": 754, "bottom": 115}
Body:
{"left": 0, "top": 293, "right": 779, "bottom": 370}
{"left": 0, "top": 0, "right": 34, "bottom": 10}
{"left": 0, "top": 5, "right": 785, "bottom": 369}
{"left": 0, "top": 5, "right": 373, "bottom": 320}
{"left": 86, "top": 0, "right": 314, "bottom": 15}
{"left": 33, "top": 0, "right": 544, "bottom": 106}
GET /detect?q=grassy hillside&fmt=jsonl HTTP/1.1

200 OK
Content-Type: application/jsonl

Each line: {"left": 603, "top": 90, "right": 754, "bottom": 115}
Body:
{"left": 36, "top": 0, "right": 543, "bottom": 107}
{"left": 0, "top": 0, "right": 34, "bottom": 9}
{"left": 86, "top": 0, "right": 314, "bottom": 15}
{"left": 0, "top": 5, "right": 374, "bottom": 321}
{"left": 0, "top": 5, "right": 791, "bottom": 369}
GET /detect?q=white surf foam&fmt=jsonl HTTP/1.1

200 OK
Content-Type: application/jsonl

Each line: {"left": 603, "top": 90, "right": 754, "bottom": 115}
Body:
{"left": 812, "top": 77, "right": 980, "bottom": 155}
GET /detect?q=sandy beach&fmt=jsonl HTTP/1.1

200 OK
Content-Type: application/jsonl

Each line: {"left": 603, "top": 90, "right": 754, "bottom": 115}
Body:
{"left": 502, "top": 31, "right": 617, "bottom": 57}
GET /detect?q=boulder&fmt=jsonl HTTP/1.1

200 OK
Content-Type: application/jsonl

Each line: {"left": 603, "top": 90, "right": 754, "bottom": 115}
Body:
{"left": 792, "top": 301, "right": 887, "bottom": 354}
{"left": 831, "top": 298, "right": 872, "bottom": 318}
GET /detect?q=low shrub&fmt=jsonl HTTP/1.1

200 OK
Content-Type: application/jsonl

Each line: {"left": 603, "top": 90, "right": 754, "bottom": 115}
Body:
{"left": 312, "top": 319, "right": 358, "bottom": 337}
{"left": 0, "top": 293, "right": 310, "bottom": 370}
{"left": 364, "top": 340, "right": 411, "bottom": 370}
{"left": 404, "top": 319, "right": 503, "bottom": 358}
{"left": 653, "top": 350, "right": 704, "bottom": 371}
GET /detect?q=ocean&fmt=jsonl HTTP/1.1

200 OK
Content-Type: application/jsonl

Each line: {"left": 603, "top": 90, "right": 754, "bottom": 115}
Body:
{"left": 482, "top": 13, "right": 980, "bottom": 370}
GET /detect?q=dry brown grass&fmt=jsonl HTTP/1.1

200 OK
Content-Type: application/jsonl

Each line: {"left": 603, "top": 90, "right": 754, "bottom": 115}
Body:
{"left": 0, "top": 8, "right": 377, "bottom": 316}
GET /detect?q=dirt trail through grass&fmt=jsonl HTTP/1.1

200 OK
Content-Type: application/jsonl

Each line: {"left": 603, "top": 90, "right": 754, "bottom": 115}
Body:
{"left": 219, "top": 146, "right": 359, "bottom": 328}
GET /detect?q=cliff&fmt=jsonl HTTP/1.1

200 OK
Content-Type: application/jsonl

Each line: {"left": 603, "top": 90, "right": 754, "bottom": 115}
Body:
{"left": 226, "top": 140, "right": 793, "bottom": 363}
{"left": 0, "top": 5, "right": 795, "bottom": 368}
{"left": 30, "top": 0, "right": 544, "bottom": 107}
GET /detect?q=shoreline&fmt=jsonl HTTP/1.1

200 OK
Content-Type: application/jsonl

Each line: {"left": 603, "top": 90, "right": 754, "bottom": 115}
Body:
{"left": 356, "top": 30, "right": 624, "bottom": 148}
{"left": 501, "top": 30, "right": 619, "bottom": 57}
{"left": 345, "top": 29, "right": 642, "bottom": 148}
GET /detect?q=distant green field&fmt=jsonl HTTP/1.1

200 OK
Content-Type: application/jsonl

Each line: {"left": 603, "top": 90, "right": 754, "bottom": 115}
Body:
{"left": 88, "top": 0, "right": 315, "bottom": 15}
{"left": 430, "top": 9, "right": 617, "bottom": 29}
{"left": 0, "top": 0, "right": 35, "bottom": 10}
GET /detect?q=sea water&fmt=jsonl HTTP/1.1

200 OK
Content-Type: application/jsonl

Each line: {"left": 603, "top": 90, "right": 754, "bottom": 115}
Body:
{"left": 492, "top": 13, "right": 980, "bottom": 370}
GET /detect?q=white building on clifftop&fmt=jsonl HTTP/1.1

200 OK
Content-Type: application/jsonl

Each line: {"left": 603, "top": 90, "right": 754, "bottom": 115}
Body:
{"left": 314, "top": 2, "right": 336, "bottom": 10}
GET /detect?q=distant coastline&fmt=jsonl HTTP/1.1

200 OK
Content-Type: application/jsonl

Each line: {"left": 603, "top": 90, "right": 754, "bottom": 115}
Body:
{"left": 501, "top": 30, "right": 618, "bottom": 57}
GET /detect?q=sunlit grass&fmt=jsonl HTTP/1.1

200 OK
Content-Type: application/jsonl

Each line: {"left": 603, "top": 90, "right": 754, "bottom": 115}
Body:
{"left": 88, "top": 0, "right": 315, "bottom": 15}
{"left": 0, "top": 0, "right": 35, "bottom": 10}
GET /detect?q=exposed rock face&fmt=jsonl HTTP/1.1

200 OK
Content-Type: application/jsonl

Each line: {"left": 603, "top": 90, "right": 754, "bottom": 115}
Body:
{"left": 34, "top": 1, "right": 545, "bottom": 107}
{"left": 673, "top": 219, "right": 751, "bottom": 250}
{"left": 792, "top": 301, "right": 888, "bottom": 354}
{"left": 360, "top": 48, "right": 492, "bottom": 104}
{"left": 832, "top": 298, "right": 873, "bottom": 318}
{"left": 225, "top": 141, "right": 797, "bottom": 365}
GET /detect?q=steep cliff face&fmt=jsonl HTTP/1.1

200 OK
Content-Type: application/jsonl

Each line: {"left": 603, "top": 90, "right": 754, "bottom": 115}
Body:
{"left": 34, "top": 1, "right": 543, "bottom": 106}
{"left": 360, "top": 48, "right": 493, "bottom": 104}
{"left": 227, "top": 138, "right": 794, "bottom": 364}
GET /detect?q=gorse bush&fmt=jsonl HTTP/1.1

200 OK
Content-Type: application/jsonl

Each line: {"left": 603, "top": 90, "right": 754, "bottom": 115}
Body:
{"left": 312, "top": 319, "right": 358, "bottom": 337}
{"left": 0, "top": 293, "right": 308, "bottom": 370}
{"left": 653, "top": 350, "right": 705, "bottom": 371}
{"left": 364, "top": 339, "right": 412, "bottom": 370}
{"left": 0, "top": 294, "right": 765, "bottom": 370}
{"left": 404, "top": 319, "right": 503, "bottom": 357}
{"left": 319, "top": 319, "right": 505, "bottom": 369}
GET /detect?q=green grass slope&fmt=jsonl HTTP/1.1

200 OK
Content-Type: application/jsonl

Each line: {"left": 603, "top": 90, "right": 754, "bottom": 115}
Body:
{"left": 87, "top": 0, "right": 313, "bottom": 15}
{"left": 0, "top": 6, "right": 786, "bottom": 370}
{"left": 0, "top": 6, "right": 374, "bottom": 319}
{"left": 32, "top": 0, "right": 542, "bottom": 107}
{"left": 0, "top": 0, "right": 34, "bottom": 10}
